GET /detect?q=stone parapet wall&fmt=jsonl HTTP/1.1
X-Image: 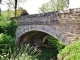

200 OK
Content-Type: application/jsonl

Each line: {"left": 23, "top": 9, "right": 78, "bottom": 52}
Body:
{"left": 16, "top": 8, "right": 80, "bottom": 26}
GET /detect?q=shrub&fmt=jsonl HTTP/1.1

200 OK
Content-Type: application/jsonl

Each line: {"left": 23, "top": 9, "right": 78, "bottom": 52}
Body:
{"left": 0, "top": 26, "right": 5, "bottom": 33}
{"left": 45, "top": 35, "right": 65, "bottom": 49}
{"left": 0, "top": 20, "right": 18, "bottom": 38}
{"left": 58, "top": 39, "right": 80, "bottom": 60}
{"left": 36, "top": 35, "right": 65, "bottom": 60}
{"left": 0, "top": 14, "right": 18, "bottom": 38}
{"left": 5, "top": 20, "right": 18, "bottom": 38}
{"left": 0, "top": 33, "right": 14, "bottom": 53}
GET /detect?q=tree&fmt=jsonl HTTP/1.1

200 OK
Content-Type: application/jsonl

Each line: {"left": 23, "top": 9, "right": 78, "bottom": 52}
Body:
{"left": 5, "top": 9, "right": 13, "bottom": 19}
{"left": 39, "top": 0, "right": 69, "bottom": 13}
{"left": 16, "top": 7, "right": 26, "bottom": 17}
{"left": 13, "top": 0, "right": 27, "bottom": 17}
{"left": 3, "top": 0, "right": 27, "bottom": 17}
{"left": 15, "top": 0, "right": 17, "bottom": 17}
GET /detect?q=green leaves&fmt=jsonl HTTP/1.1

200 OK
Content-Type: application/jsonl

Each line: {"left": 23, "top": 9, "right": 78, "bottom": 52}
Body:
{"left": 0, "top": 14, "right": 8, "bottom": 27}
{"left": 5, "top": 20, "right": 18, "bottom": 38}
{"left": 0, "top": 33, "right": 14, "bottom": 53}
{"left": 0, "top": 33, "right": 13, "bottom": 44}
{"left": 35, "top": 35, "right": 65, "bottom": 60}
{"left": 58, "top": 39, "right": 80, "bottom": 60}
{"left": 0, "top": 15, "right": 18, "bottom": 38}
{"left": 39, "top": 0, "right": 69, "bottom": 13}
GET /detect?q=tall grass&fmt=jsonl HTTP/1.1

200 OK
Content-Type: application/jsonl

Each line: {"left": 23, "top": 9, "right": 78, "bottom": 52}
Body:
{"left": 0, "top": 44, "right": 41, "bottom": 60}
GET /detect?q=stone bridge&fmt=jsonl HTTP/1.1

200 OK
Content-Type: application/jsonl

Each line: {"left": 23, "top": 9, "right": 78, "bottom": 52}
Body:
{"left": 14, "top": 8, "right": 80, "bottom": 46}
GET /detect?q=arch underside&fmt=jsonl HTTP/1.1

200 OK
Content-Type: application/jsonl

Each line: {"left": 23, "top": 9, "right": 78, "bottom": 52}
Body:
{"left": 16, "top": 30, "right": 47, "bottom": 46}
{"left": 15, "top": 25, "right": 69, "bottom": 46}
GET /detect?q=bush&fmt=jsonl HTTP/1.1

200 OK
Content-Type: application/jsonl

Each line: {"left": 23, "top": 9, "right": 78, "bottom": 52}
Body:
{"left": 45, "top": 35, "right": 65, "bottom": 49}
{"left": 0, "top": 26, "right": 5, "bottom": 33}
{"left": 58, "top": 39, "right": 80, "bottom": 60}
{"left": 0, "top": 14, "right": 18, "bottom": 38}
{"left": 0, "top": 33, "right": 14, "bottom": 53}
{"left": 36, "top": 35, "right": 65, "bottom": 60}
{"left": 36, "top": 48, "right": 54, "bottom": 60}
{"left": 0, "top": 20, "right": 18, "bottom": 38}
{"left": 45, "top": 35, "right": 65, "bottom": 56}
{"left": 5, "top": 20, "right": 18, "bottom": 38}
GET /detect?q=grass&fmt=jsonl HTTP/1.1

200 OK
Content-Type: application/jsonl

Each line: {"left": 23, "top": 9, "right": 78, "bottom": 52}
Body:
{"left": 0, "top": 44, "right": 40, "bottom": 60}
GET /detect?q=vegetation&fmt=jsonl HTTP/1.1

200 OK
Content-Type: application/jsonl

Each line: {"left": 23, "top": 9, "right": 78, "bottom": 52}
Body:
{"left": 0, "top": 14, "right": 18, "bottom": 37}
{"left": 39, "top": 0, "right": 69, "bottom": 13}
{"left": 0, "top": 33, "right": 14, "bottom": 53}
{"left": 0, "top": 15, "right": 39, "bottom": 60}
{"left": 0, "top": 0, "right": 66, "bottom": 59}
{"left": 58, "top": 39, "right": 80, "bottom": 60}
{"left": 0, "top": 0, "right": 80, "bottom": 60}
{"left": 38, "top": 35, "right": 65, "bottom": 59}
{"left": 0, "top": 44, "right": 39, "bottom": 60}
{"left": 1, "top": 0, "right": 27, "bottom": 17}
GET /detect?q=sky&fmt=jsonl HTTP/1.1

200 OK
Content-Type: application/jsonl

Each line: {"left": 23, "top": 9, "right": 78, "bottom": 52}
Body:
{"left": 1, "top": 0, "right": 80, "bottom": 14}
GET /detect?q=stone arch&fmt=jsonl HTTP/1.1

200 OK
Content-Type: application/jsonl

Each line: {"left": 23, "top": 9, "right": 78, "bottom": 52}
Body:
{"left": 15, "top": 25, "right": 69, "bottom": 46}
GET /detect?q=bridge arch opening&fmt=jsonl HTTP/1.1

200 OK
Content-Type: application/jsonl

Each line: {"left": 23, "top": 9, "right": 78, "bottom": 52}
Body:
{"left": 15, "top": 26, "right": 68, "bottom": 46}
{"left": 16, "top": 30, "right": 62, "bottom": 46}
{"left": 17, "top": 30, "right": 48, "bottom": 46}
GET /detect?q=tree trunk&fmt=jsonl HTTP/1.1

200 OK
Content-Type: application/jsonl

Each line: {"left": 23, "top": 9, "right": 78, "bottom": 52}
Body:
{"left": 15, "top": 0, "right": 17, "bottom": 17}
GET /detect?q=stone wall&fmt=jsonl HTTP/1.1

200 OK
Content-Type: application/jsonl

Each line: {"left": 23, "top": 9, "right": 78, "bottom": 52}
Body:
{"left": 16, "top": 8, "right": 80, "bottom": 25}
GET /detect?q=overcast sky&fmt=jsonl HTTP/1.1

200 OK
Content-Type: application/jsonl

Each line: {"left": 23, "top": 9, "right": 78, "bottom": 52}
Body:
{"left": 1, "top": 0, "right": 80, "bottom": 14}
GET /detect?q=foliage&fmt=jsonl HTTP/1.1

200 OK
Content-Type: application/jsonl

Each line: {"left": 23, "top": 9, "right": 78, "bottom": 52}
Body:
{"left": 36, "top": 48, "right": 54, "bottom": 60}
{"left": 35, "top": 35, "right": 65, "bottom": 60}
{"left": 0, "top": 21, "right": 18, "bottom": 38}
{"left": 45, "top": 35, "right": 65, "bottom": 49}
{"left": 0, "top": 15, "right": 18, "bottom": 37}
{"left": 45, "top": 35, "right": 65, "bottom": 51}
{"left": 58, "top": 39, "right": 80, "bottom": 60}
{"left": 39, "top": 0, "right": 69, "bottom": 13}
{"left": 16, "top": 7, "right": 25, "bottom": 17}
{"left": 5, "top": 20, "right": 18, "bottom": 38}
{"left": 1, "top": 0, "right": 27, "bottom": 17}
{"left": 2, "top": 8, "right": 24, "bottom": 18}
{"left": 5, "top": 10, "right": 15, "bottom": 19}
{"left": 1, "top": 10, "right": 14, "bottom": 17}
{"left": 0, "top": 33, "right": 14, "bottom": 53}
{"left": 0, "top": 44, "right": 40, "bottom": 60}
{"left": 0, "top": 26, "right": 5, "bottom": 34}
{"left": 0, "top": 14, "right": 8, "bottom": 27}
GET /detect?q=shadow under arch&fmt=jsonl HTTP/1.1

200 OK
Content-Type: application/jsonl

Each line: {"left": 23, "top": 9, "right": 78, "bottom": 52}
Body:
{"left": 15, "top": 25, "right": 69, "bottom": 46}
